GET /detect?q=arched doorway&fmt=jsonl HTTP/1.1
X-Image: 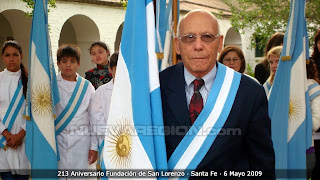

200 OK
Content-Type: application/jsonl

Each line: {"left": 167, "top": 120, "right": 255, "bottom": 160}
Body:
{"left": 59, "top": 15, "right": 100, "bottom": 76}
{"left": 224, "top": 27, "right": 242, "bottom": 49}
{"left": 0, "top": 9, "right": 32, "bottom": 71}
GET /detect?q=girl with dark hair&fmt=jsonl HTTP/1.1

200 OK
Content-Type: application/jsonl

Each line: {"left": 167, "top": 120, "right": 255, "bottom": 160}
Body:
{"left": 0, "top": 40, "right": 29, "bottom": 179}
{"left": 85, "top": 41, "right": 112, "bottom": 89}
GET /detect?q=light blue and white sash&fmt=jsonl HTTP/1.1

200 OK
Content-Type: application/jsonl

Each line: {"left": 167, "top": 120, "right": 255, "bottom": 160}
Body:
{"left": 308, "top": 81, "right": 320, "bottom": 101}
{"left": 168, "top": 64, "right": 241, "bottom": 179}
{"left": 55, "top": 77, "right": 89, "bottom": 135}
{"left": 97, "top": 140, "right": 105, "bottom": 170}
{"left": 0, "top": 80, "right": 24, "bottom": 148}
{"left": 263, "top": 81, "right": 271, "bottom": 97}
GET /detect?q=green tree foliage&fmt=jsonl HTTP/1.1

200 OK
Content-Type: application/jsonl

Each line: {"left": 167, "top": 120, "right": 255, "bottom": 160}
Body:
{"left": 21, "top": 0, "right": 56, "bottom": 16}
{"left": 223, "top": 0, "right": 320, "bottom": 49}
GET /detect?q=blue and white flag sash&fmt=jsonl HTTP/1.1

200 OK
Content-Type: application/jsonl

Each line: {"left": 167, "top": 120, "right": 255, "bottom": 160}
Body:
{"left": 168, "top": 64, "right": 241, "bottom": 178}
{"left": 0, "top": 80, "right": 24, "bottom": 148}
{"left": 308, "top": 81, "right": 320, "bottom": 101}
{"left": 263, "top": 81, "right": 271, "bottom": 97}
{"left": 98, "top": 140, "right": 105, "bottom": 169}
{"left": 55, "top": 77, "right": 89, "bottom": 135}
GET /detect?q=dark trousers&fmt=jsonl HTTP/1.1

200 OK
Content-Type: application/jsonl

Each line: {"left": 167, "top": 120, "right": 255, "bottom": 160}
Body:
{"left": 312, "top": 139, "right": 320, "bottom": 180}
{"left": 0, "top": 172, "right": 29, "bottom": 180}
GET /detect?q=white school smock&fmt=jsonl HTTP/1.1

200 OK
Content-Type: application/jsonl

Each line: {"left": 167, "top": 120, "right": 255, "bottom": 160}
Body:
{"left": 308, "top": 79, "right": 320, "bottom": 144}
{"left": 0, "top": 69, "right": 29, "bottom": 174}
{"left": 55, "top": 73, "right": 97, "bottom": 170}
{"left": 91, "top": 80, "right": 113, "bottom": 145}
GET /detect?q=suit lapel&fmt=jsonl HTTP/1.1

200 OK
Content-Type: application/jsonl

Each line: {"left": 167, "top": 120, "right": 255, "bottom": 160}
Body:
{"left": 166, "top": 63, "right": 191, "bottom": 127}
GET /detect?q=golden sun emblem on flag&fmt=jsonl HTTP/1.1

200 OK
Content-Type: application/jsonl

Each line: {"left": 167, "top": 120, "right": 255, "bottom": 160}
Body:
{"left": 288, "top": 95, "right": 301, "bottom": 122}
{"left": 107, "top": 118, "right": 132, "bottom": 168}
{"left": 31, "top": 84, "right": 53, "bottom": 117}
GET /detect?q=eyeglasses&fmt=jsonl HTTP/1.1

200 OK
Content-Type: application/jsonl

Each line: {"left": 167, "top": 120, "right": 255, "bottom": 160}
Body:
{"left": 178, "top": 33, "right": 220, "bottom": 44}
{"left": 223, "top": 57, "right": 240, "bottom": 63}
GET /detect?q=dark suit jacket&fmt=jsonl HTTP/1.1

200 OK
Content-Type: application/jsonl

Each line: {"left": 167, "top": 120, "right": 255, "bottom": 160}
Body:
{"left": 160, "top": 62, "right": 275, "bottom": 179}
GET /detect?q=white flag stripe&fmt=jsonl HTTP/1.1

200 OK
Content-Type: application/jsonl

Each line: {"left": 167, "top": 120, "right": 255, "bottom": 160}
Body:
{"left": 287, "top": 37, "right": 307, "bottom": 142}
{"left": 30, "top": 42, "right": 57, "bottom": 154}
{"left": 55, "top": 79, "right": 86, "bottom": 131}
{"left": 173, "top": 68, "right": 234, "bottom": 172}
{"left": 146, "top": 3, "right": 160, "bottom": 92}
{"left": 103, "top": 50, "right": 154, "bottom": 179}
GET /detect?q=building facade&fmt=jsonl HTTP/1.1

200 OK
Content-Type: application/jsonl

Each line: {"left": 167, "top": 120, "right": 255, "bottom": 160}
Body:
{"left": 0, "top": 0, "right": 257, "bottom": 76}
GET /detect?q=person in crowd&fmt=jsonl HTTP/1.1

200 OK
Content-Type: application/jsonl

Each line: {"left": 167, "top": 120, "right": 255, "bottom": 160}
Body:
{"left": 160, "top": 9, "right": 275, "bottom": 178}
{"left": 85, "top": 41, "right": 112, "bottom": 89}
{"left": 263, "top": 46, "right": 282, "bottom": 96}
{"left": 255, "top": 32, "right": 284, "bottom": 84}
{"left": 0, "top": 40, "right": 29, "bottom": 179}
{"left": 91, "top": 52, "right": 118, "bottom": 169}
{"left": 55, "top": 44, "right": 98, "bottom": 170}
{"left": 218, "top": 45, "right": 246, "bottom": 73}
{"left": 311, "top": 29, "right": 320, "bottom": 80}
{"left": 218, "top": 45, "right": 258, "bottom": 82}
{"left": 306, "top": 59, "right": 320, "bottom": 179}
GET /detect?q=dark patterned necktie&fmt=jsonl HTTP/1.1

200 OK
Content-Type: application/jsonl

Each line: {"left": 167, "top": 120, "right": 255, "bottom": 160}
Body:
{"left": 189, "top": 79, "right": 204, "bottom": 125}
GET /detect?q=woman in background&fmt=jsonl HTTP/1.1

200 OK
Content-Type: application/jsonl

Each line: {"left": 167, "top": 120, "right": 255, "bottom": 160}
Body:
{"left": 263, "top": 46, "right": 282, "bottom": 96}
{"left": 254, "top": 32, "right": 284, "bottom": 84}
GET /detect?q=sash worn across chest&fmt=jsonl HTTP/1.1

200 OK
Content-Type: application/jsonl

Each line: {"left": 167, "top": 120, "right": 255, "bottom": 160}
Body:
{"left": 168, "top": 64, "right": 241, "bottom": 178}
{"left": 0, "top": 80, "right": 24, "bottom": 149}
{"left": 308, "top": 81, "right": 320, "bottom": 101}
{"left": 55, "top": 77, "right": 89, "bottom": 135}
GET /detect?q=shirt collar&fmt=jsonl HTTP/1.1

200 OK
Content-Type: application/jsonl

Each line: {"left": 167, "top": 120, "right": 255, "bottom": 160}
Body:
{"left": 184, "top": 63, "right": 217, "bottom": 91}
{"left": 4, "top": 68, "right": 21, "bottom": 76}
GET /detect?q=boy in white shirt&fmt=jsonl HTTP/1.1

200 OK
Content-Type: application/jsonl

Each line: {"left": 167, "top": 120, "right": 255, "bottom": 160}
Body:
{"left": 55, "top": 44, "right": 98, "bottom": 170}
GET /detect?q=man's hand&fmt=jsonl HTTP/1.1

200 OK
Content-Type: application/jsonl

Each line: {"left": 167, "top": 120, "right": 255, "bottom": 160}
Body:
{"left": 88, "top": 150, "right": 98, "bottom": 164}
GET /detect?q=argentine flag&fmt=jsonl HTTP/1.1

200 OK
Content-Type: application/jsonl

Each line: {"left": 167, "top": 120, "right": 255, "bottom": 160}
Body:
{"left": 268, "top": 0, "right": 312, "bottom": 178}
{"left": 102, "top": 0, "right": 168, "bottom": 179}
{"left": 160, "top": 0, "right": 179, "bottom": 71}
{"left": 25, "top": 0, "right": 60, "bottom": 178}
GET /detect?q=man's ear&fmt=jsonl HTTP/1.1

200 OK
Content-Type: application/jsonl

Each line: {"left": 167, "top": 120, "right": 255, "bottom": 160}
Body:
{"left": 175, "top": 37, "right": 181, "bottom": 55}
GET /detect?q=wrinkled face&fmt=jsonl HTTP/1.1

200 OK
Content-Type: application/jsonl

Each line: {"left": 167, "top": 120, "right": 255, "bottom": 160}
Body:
{"left": 57, "top": 56, "right": 80, "bottom": 81}
{"left": 2, "top": 46, "right": 22, "bottom": 72}
{"left": 175, "top": 11, "right": 223, "bottom": 78}
{"left": 222, "top": 51, "right": 242, "bottom": 72}
{"left": 269, "top": 55, "right": 280, "bottom": 74}
{"left": 90, "top": 45, "right": 109, "bottom": 66}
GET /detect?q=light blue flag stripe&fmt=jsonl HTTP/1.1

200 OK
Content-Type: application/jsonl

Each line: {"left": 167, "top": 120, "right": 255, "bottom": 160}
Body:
{"left": 155, "top": 0, "right": 166, "bottom": 54}
{"left": 119, "top": 0, "right": 168, "bottom": 173}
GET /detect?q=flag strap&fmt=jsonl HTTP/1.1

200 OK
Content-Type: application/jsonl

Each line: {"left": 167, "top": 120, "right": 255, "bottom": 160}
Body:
{"left": 156, "top": 53, "right": 164, "bottom": 60}
{"left": 281, "top": 56, "right": 292, "bottom": 61}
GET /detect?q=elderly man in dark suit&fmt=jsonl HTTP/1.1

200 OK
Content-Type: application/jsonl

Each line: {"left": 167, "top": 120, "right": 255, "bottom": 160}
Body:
{"left": 160, "top": 9, "right": 275, "bottom": 179}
